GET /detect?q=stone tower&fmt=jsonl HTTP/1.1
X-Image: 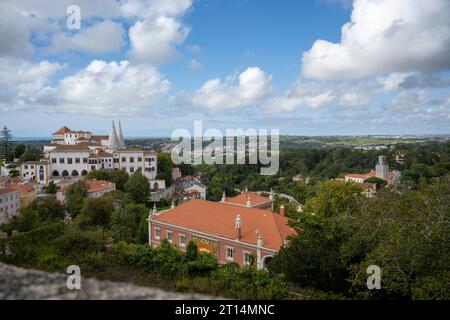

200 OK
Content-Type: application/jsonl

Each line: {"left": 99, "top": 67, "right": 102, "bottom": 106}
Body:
{"left": 375, "top": 156, "right": 389, "bottom": 179}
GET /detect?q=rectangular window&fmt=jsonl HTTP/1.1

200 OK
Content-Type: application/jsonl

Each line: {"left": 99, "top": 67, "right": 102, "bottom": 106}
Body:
{"left": 68, "top": 158, "right": 73, "bottom": 164}
{"left": 114, "top": 158, "right": 119, "bottom": 163}
{"left": 243, "top": 252, "right": 252, "bottom": 265}
{"left": 121, "top": 157, "right": 126, "bottom": 162}
{"left": 226, "top": 247, "right": 234, "bottom": 261}
{"left": 52, "top": 158, "right": 57, "bottom": 163}
{"left": 179, "top": 234, "right": 186, "bottom": 247}
{"left": 24, "top": 165, "right": 28, "bottom": 169}
{"left": 130, "top": 157, "right": 135, "bottom": 163}
{"left": 130, "top": 167, "right": 134, "bottom": 173}
{"left": 75, "top": 158, "right": 80, "bottom": 163}
{"left": 154, "top": 227, "right": 160, "bottom": 240}
{"left": 167, "top": 231, "right": 173, "bottom": 243}
{"left": 59, "top": 158, "right": 65, "bottom": 164}
{"left": 137, "top": 157, "right": 142, "bottom": 162}
{"left": 83, "top": 158, "right": 88, "bottom": 163}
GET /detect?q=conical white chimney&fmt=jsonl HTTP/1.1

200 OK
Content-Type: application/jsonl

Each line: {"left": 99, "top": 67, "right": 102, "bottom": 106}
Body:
{"left": 116, "top": 121, "right": 125, "bottom": 147}
{"left": 108, "top": 120, "right": 120, "bottom": 148}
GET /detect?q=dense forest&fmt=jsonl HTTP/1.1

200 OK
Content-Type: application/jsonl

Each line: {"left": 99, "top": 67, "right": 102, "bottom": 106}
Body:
{"left": 0, "top": 142, "right": 448, "bottom": 299}
{"left": 196, "top": 142, "right": 450, "bottom": 204}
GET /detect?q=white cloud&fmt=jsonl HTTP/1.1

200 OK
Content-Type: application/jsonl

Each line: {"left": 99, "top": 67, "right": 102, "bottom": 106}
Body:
{"left": 121, "top": 0, "right": 192, "bottom": 18}
{"left": 0, "top": 59, "right": 170, "bottom": 116}
{"left": 128, "top": 15, "right": 190, "bottom": 64}
{"left": 172, "top": 67, "right": 272, "bottom": 111}
{"left": 264, "top": 81, "right": 335, "bottom": 113}
{"left": 302, "top": 0, "right": 450, "bottom": 80}
{"left": 0, "top": 58, "right": 64, "bottom": 109}
{"left": 189, "top": 59, "right": 202, "bottom": 70}
{"left": 0, "top": 5, "right": 37, "bottom": 58}
{"left": 48, "top": 20, "right": 125, "bottom": 54}
{"left": 56, "top": 60, "right": 170, "bottom": 115}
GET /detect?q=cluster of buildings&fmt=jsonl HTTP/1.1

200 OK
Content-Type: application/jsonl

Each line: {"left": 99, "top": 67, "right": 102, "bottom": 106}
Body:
{"left": 176, "top": 176, "right": 207, "bottom": 200}
{"left": 56, "top": 180, "right": 116, "bottom": 203}
{"left": 149, "top": 189, "right": 295, "bottom": 269}
{"left": 0, "top": 176, "right": 37, "bottom": 224}
{"left": 341, "top": 156, "right": 401, "bottom": 197}
{"left": 0, "top": 122, "right": 166, "bottom": 225}
{"left": 19, "top": 122, "right": 165, "bottom": 190}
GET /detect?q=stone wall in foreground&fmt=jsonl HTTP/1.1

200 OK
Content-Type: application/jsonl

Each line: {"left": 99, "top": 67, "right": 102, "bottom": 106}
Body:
{"left": 0, "top": 262, "right": 219, "bottom": 300}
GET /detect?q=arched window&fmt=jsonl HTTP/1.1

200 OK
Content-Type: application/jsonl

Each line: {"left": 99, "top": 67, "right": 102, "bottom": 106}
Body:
{"left": 81, "top": 170, "right": 88, "bottom": 176}
{"left": 62, "top": 170, "right": 69, "bottom": 177}
{"left": 153, "top": 182, "right": 159, "bottom": 191}
{"left": 71, "top": 170, "right": 79, "bottom": 176}
{"left": 52, "top": 170, "right": 59, "bottom": 177}
{"left": 262, "top": 256, "right": 273, "bottom": 268}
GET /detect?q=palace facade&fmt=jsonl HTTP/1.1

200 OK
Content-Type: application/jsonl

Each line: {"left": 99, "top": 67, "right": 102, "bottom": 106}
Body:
{"left": 20, "top": 122, "right": 164, "bottom": 190}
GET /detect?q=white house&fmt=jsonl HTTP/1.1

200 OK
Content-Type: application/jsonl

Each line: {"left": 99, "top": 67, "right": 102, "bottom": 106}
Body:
{"left": 21, "top": 122, "right": 162, "bottom": 189}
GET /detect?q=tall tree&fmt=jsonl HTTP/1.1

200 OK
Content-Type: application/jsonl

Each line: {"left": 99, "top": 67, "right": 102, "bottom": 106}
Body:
{"left": 76, "top": 197, "right": 115, "bottom": 229}
{"left": 19, "top": 148, "right": 42, "bottom": 163}
{"left": 0, "top": 126, "right": 13, "bottom": 161}
{"left": 65, "top": 180, "right": 89, "bottom": 217}
{"left": 125, "top": 169, "right": 150, "bottom": 204}
{"left": 156, "top": 152, "right": 174, "bottom": 187}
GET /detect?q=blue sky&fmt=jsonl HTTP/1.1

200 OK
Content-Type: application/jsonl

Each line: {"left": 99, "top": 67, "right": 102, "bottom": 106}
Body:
{"left": 1, "top": 0, "right": 449, "bottom": 137}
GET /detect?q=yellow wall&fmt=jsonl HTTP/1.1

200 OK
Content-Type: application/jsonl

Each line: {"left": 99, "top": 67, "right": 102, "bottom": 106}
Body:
{"left": 21, "top": 191, "right": 36, "bottom": 208}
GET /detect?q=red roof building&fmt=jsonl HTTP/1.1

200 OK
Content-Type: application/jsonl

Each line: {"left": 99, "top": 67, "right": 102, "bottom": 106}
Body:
{"left": 222, "top": 191, "right": 273, "bottom": 211}
{"left": 149, "top": 199, "right": 295, "bottom": 269}
{"left": 344, "top": 170, "right": 376, "bottom": 183}
{"left": 52, "top": 126, "right": 72, "bottom": 135}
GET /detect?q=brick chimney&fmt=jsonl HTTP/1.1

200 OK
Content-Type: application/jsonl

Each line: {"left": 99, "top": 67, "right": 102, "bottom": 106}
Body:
{"left": 279, "top": 205, "right": 285, "bottom": 217}
{"left": 235, "top": 214, "right": 242, "bottom": 241}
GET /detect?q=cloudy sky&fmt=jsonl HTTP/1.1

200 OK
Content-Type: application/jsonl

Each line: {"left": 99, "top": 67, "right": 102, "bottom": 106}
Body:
{"left": 1, "top": 0, "right": 449, "bottom": 137}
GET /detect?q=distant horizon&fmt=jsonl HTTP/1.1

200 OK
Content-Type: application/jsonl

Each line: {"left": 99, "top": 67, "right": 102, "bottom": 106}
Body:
{"left": 10, "top": 133, "right": 450, "bottom": 142}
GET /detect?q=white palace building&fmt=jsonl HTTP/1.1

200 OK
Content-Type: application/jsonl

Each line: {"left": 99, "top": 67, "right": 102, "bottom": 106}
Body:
{"left": 20, "top": 121, "right": 165, "bottom": 191}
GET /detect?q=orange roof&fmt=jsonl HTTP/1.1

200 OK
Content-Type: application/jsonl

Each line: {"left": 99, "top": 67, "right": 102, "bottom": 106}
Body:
{"left": 88, "top": 180, "right": 115, "bottom": 193}
{"left": 49, "top": 143, "right": 96, "bottom": 151}
{"left": 226, "top": 192, "right": 271, "bottom": 207}
{"left": 52, "top": 126, "right": 72, "bottom": 134}
{"left": 152, "top": 199, "right": 296, "bottom": 251}
{"left": 9, "top": 184, "right": 35, "bottom": 195}
{"left": 345, "top": 171, "right": 376, "bottom": 180}
{"left": 0, "top": 187, "right": 20, "bottom": 196}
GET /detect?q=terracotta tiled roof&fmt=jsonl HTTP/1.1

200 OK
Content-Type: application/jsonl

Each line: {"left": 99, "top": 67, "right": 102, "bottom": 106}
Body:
{"left": 0, "top": 187, "right": 20, "bottom": 196}
{"left": 9, "top": 184, "right": 35, "bottom": 195}
{"left": 49, "top": 143, "right": 96, "bottom": 151}
{"left": 226, "top": 192, "right": 271, "bottom": 206}
{"left": 88, "top": 180, "right": 115, "bottom": 193}
{"left": 345, "top": 171, "right": 376, "bottom": 180}
{"left": 52, "top": 126, "right": 71, "bottom": 135}
{"left": 152, "top": 199, "right": 296, "bottom": 251}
